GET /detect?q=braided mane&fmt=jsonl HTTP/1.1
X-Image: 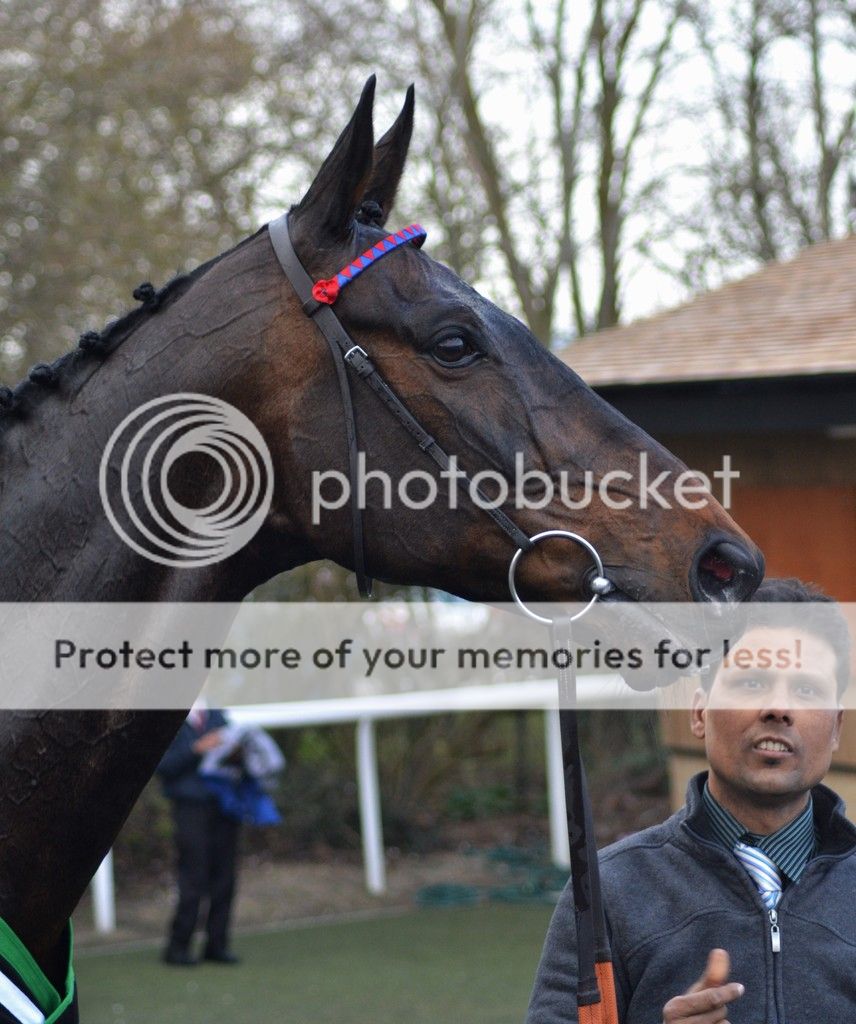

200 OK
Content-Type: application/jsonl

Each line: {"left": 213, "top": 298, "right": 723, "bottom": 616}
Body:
{"left": 0, "top": 226, "right": 267, "bottom": 430}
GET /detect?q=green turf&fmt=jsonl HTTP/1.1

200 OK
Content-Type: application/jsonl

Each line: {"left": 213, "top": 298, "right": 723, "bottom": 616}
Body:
{"left": 76, "top": 904, "right": 555, "bottom": 1024}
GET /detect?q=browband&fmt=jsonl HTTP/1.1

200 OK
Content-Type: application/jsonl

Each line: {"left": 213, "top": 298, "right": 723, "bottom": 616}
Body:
{"left": 310, "top": 224, "right": 426, "bottom": 308}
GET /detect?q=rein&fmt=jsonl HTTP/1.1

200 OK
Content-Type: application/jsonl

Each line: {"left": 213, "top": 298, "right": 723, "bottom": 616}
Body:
{"left": 268, "top": 214, "right": 619, "bottom": 1023}
{"left": 511, "top": 534, "right": 617, "bottom": 1021}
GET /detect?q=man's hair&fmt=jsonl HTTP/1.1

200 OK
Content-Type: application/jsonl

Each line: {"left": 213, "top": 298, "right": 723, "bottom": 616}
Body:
{"left": 708, "top": 577, "right": 851, "bottom": 696}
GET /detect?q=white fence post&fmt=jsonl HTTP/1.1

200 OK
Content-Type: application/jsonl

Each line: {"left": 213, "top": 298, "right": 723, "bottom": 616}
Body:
{"left": 545, "top": 709, "right": 570, "bottom": 868}
{"left": 356, "top": 717, "right": 386, "bottom": 894}
{"left": 92, "top": 850, "right": 117, "bottom": 934}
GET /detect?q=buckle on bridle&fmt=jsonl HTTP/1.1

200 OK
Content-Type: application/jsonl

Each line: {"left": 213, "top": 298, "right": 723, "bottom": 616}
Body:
{"left": 344, "top": 345, "right": 374, "bottom": 378}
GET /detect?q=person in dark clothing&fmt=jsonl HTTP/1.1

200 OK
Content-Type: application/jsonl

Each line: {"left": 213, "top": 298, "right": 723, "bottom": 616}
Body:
{"left": 527, "top": 579, "right": 853, "bottom": 1023}
{"left": 157, "top": 706, "right": 241, "bottom": 966}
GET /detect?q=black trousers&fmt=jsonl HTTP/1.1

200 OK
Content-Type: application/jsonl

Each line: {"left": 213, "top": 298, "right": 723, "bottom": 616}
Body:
{"left": 168, "top": 799, "right": 240, "bottom": 953}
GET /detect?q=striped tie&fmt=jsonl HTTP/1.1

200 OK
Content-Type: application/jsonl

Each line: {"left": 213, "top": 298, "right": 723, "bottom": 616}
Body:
{"left": 734, "top": 841, "right": 782, "bottom": 909}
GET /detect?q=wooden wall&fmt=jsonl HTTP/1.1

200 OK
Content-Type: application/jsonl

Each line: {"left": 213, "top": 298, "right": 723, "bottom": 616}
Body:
{"left": 655, "top": 430, "right": 856, "bottom": 809}
{"left": 661, "top": 432, "right": 856, "bottom": 600}
{"left": 729, "top": 484, "right": 856, "bottom": 599}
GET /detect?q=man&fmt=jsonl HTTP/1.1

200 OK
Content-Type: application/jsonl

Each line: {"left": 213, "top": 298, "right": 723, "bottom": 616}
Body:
{"left": 157, "top": 704, "right": 241, "bottom": 966}
{"left": 527, "top": 578, "right": 855, "bottom": 1023}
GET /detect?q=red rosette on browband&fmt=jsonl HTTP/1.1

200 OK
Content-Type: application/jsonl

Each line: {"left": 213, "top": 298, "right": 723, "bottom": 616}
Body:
{"left": 311, "top": 278, "right": 340, "bottom": 305}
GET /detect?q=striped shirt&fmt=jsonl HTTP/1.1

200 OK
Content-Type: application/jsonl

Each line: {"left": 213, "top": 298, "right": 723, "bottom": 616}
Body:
{"left": 702, "top": 780, "right": 818, "bottom": 883}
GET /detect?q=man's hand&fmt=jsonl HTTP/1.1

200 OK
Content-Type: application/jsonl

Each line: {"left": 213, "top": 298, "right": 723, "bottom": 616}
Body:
{"left": 193, "top": 729, "right": 225, "bottom": 754}
{"left": 662, "top": 948, "right": 745, "bottom": 1023}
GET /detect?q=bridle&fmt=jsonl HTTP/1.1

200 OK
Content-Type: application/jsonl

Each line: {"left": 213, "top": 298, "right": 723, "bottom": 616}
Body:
{"left": 268, "top": 214, "right": 534, "bottom": 598}
{"left": 268, "top": 213, "right": 620, "bottom": 1024}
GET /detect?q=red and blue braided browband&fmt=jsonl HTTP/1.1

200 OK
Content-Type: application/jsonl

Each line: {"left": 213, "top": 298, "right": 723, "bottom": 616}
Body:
{"left": 311, "top": 224, "right": 427, "bottom": 305}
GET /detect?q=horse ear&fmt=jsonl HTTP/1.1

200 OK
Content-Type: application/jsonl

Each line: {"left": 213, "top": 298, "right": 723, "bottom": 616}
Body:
{"left": 292, "top": 76, "right": 376, "bottom": 240}
{"left": 359, "top": 85, "right": 415, "bottom": 227}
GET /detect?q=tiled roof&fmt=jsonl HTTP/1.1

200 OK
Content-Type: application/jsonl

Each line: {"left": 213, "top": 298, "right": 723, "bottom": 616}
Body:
{"left": 557, "top": 236, "right": 856, "bottom": 386}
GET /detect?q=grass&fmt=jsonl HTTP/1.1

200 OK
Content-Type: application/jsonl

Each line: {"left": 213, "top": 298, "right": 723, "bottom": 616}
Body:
{"left": 76, "top": 904, "right": 555, "bottom": 1024}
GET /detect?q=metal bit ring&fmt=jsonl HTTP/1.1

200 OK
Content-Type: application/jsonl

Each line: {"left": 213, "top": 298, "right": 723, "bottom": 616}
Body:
{"left": 508, "top": 530, "right": 611, "bottom": 625}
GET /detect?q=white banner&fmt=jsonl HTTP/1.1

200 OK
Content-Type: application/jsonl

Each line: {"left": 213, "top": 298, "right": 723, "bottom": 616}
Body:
{"left": 0, "top": 600, "right": 851, "bottom": 710}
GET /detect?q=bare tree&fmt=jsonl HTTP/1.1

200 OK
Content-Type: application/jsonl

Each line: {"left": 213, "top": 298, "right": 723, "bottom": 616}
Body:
{"left": 0, "top": 0, "right": 317, "bottom": 374}
{"left": 415, "top": 0, "right": 687, "bottom": 339}
{"left": 20, "top": 0, "right": 842, "bottom": 371}
{"left": 684, "top": 0, "right": 856, "bottom": 280}
{"left": 286, "top": 0, "right": 688, "bottom": 341}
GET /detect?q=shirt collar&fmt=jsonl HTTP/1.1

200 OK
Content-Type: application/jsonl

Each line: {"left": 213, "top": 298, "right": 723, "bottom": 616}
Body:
{"left": 702, "top": 779, "right": 817, "bottom": 882}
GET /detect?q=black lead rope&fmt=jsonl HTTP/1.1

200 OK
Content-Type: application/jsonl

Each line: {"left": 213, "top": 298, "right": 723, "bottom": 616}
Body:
{"left": 551, "top": 616, "right": 605, "bottom": 1008}
{"left": 267, "top": 214, "right": 533, "bottom": 597}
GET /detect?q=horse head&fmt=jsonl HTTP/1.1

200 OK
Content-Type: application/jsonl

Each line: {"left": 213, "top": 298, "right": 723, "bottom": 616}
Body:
{"left": 251, "top": 77, "right": 762, "bottom": 613}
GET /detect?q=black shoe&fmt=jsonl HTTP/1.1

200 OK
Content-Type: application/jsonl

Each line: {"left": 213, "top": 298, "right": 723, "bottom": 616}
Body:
{"left": 162, "top": 946, "right": 197, "bottom": 966}
{"left": 203, "top": 948, "right": 240, "bottom": 964}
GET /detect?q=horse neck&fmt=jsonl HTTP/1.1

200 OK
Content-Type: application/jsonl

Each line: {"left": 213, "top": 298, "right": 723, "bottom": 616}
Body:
{"left": 0, "top": 231, "right": 298, "bottom": 602}
{"left": 0, "top": 231, "right": 316, "bottom": 976}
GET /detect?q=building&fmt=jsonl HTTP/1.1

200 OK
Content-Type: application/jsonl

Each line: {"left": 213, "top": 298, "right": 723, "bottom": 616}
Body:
{"left": 557, "top": 236, "right": 856, "bottom": 805}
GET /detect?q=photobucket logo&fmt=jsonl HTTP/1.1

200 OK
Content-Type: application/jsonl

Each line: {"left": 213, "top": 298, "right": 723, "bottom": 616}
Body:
{"left": 99, "top": 394, "right": 273, "bottom": 567}
{"left": 312, "top": 452, "right": 739, "bottom": 524}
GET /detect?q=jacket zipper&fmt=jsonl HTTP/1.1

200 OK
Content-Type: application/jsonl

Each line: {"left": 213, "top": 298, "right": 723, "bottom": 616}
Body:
{"left": 769, "top": 908, "right": 781, "bottom": 953}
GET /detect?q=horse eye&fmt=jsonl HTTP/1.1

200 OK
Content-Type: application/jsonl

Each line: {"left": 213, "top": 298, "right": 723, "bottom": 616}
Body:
{"left": 431, "top": 335, "right": 480, "bottom": 368}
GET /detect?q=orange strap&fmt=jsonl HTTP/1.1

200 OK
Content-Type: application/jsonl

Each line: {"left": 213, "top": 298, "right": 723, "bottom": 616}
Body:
{"left": 578, "top": 962, "right": 620, "bottom": 1024}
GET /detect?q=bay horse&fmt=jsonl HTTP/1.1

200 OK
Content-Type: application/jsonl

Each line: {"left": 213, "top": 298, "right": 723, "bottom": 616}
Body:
{"left": 0, "top": 78, "right": 762, "bottom": 1014}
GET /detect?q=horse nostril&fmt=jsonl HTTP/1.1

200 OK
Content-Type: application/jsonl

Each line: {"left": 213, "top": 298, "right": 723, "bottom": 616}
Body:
{"left": 692, "top": 540, "right": 763, "bottom": 604}
{"left": 699, "top": 550, "right": 735, "bottom": 583}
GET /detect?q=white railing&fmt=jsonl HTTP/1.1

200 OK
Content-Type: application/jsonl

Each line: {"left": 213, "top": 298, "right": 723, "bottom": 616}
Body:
{"left": 92, "top": 676, "right": 643, "bottom": 933}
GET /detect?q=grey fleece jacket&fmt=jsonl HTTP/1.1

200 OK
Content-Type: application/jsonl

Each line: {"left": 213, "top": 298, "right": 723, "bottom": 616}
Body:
{"left": 526, "top": 772, "right": 856, "bottom": 1023}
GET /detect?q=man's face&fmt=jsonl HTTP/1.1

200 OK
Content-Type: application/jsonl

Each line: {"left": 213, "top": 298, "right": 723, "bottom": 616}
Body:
{"left": 691, "top": 627, "right": 843, "bottom": 804}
